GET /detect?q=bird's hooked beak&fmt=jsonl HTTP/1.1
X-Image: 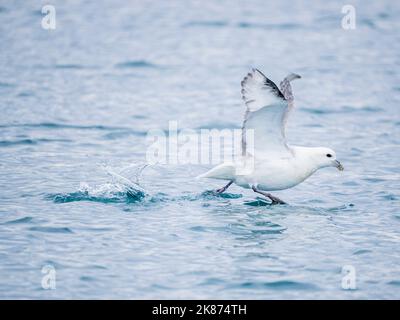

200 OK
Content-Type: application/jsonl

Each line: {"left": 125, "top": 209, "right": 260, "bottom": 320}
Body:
{"left": 334, "top": 160, "right": 344, "bottom": 171}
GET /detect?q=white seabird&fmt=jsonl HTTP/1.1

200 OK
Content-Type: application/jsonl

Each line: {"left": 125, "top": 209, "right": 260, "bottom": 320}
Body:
{"left": 198, "top": 68, "right": 344, "bottom": 204}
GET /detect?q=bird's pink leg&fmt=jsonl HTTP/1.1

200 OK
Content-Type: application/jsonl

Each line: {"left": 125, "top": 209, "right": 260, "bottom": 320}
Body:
{"left": 216, "top": 180, "right": 233, "bottom": 194}
{"left": 251, "top": 186, "right": 286, "bottom": 205}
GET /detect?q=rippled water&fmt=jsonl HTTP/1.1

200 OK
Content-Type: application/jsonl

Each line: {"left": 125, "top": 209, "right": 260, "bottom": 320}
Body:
{"left": 1, "top": 1, "right": 399, "bottom": 299}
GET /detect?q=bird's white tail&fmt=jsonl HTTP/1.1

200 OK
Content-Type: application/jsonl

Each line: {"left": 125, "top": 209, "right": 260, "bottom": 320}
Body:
{"left": 196, "top": 163, "right": 236, "bottom": 180}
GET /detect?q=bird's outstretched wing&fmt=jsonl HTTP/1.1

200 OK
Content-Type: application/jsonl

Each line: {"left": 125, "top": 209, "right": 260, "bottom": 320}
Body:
{"left": 241, "top": 69, "right": 300, "bottom": 157}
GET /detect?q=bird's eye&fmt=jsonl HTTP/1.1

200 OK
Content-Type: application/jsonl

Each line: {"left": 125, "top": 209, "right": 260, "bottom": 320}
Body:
{"left": 326, "top": 154, "right": 332, "bottom": 158}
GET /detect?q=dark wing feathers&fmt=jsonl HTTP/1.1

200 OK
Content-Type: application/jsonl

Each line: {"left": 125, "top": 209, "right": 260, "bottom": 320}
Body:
{"left": 240, "top": 69, "right": 301, "bottom": 156}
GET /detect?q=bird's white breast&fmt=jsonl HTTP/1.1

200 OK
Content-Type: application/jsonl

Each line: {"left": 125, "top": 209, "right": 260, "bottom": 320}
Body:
{"left": 234, "top": 154, "right": 315, "bottom": 191}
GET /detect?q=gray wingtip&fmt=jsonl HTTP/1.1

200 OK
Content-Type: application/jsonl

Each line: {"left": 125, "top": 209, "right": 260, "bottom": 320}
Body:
{"left": 252, "top": 68, "right": 267, "bottom": 78}
{"left": 286, "top": 73, "right": 301, "bottom": 81}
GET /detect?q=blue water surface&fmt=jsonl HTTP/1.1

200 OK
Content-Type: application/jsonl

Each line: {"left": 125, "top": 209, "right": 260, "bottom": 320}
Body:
{"left": 0, "top": 0, "right": 399, "bottom": 299}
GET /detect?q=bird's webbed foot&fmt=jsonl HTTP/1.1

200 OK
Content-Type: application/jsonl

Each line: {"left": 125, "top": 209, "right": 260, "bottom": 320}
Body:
{"left": 267, "top": 194, "right": 286, "bottom": 205}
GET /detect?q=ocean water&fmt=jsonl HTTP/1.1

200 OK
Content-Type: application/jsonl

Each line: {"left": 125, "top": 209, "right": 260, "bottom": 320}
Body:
{"left": 0, "top": 0, "right": 399, "bottom": 299}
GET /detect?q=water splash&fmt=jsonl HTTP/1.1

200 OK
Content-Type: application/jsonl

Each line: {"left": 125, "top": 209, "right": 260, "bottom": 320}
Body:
{"left": 47, "top": 165, "right": 147, "bottom": 204}
{"left": 48, "top": 182, "right": 145, "bottom": 204}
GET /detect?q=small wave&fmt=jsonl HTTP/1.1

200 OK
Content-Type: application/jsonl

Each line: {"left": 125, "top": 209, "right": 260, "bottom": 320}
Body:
{"left": 115, "top": 60, "right": 158, "bottom": 69}
{"left": 0, "top": 81, "right": 16, "bottom": 88}
{"left": 102, "top": 130, "right": 147, "bottom": 140}
{"left": 326, "top": 204, "right": 355, "bottom": 212}
{"left": 382, "top": 194, "right": 397, "bottom": 201}
{"left": 342, "top": 181, "right": 359, "bottom": 186}
{"left": 0, "top": 139, "right": 37, "bottom": 147}
{"left": 340, "top": 105, "right": 383, "bottom": 113}
{"left": 246, "top": 220, "right": 287, "bottom": 235}
{"left": 302, "top": 105, "right": 383, "bottom": 115}
{"left": 199, "top": 277, "right": 226, "bottom": 286}
{"left": 232, "top": 280, "right": 317, "bottom": 291}
{"left": 360, "top": 18, "right": 376, "bottom": 29}
{"left": 302, "top": 108, "right": 332, "bottom": 115}
{"left": 164, "top": 191, "right": 242, "bottom": 203}
{"left": 194, "top": 122, "right": 239, "bottom": 130}
{"left": 29, "top": 226, "right": 73, "bottom": 234}
{"left": 0, "top": 122, "right": 127, "bottom": 131}
{"left": 200, "top": 190, "right": 243, "bottom": 200}
{"left": 362, "top": 177, "right": 386, "bottom": 183}
{"left": 183, "top": 21, "right": 228, "bottom": 28}
{"left": 4, "top": 216, "right": 33, "bottom": 224}
{"left": 0, "top": 138, "right": 72, "bottom": 147}
{"left": 237, "top": 22, "right": 303, "bottom": 30}
{"left": 17, "top": 91, "right": 34, "bottom": 97}
{"left": 353, "top": 249, "right": 372, "bottom": 255}
{"left": 54, "top": 64, "right": 84, "bottom": 70}
{"left": 30, "top": 64, "right": 98, "bottom": 70}
{"left": 244, "top": 198, "right": 271, "bottom": 206}
{"left": 80, "top": 276, "right": 96, "bottom": 282}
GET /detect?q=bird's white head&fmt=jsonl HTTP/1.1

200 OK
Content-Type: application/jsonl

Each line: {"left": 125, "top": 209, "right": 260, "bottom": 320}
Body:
{"left": 308, "top": 147, "right": 344, "bottom": 171}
